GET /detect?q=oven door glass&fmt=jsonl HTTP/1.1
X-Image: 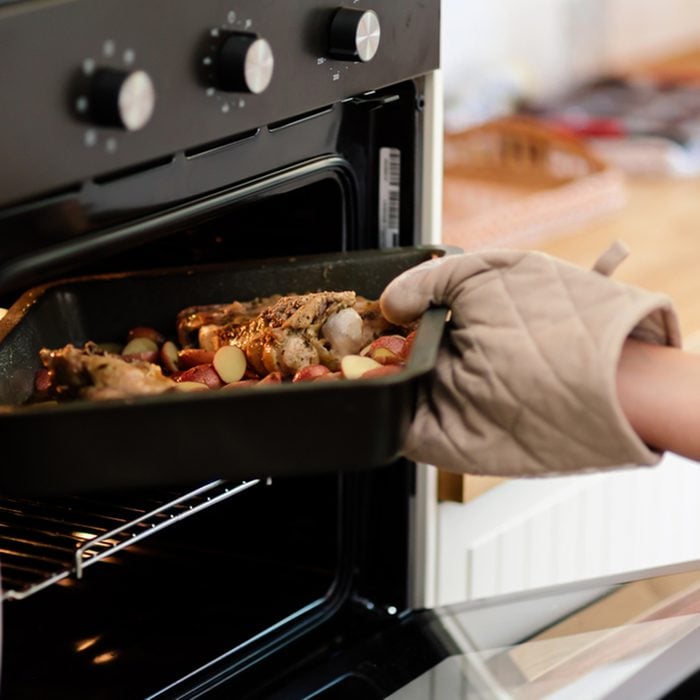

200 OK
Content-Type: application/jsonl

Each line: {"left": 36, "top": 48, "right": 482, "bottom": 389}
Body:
{"left": 264, "top": 560, "right": 700, "bottom": 700}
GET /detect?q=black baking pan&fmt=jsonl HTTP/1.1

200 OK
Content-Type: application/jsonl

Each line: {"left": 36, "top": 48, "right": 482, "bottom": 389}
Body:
{"left": 0, "top": 246, "right": 457, "bottom": 495}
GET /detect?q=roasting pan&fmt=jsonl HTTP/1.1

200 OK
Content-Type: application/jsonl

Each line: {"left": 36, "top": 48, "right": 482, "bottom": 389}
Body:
{"left": 0, "top": 246, "right": 456, "bottom": 495}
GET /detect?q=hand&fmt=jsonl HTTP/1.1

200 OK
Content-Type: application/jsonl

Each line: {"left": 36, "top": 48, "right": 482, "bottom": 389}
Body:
{"left": 380, "top": 248, "right": 680, "bottom": 476}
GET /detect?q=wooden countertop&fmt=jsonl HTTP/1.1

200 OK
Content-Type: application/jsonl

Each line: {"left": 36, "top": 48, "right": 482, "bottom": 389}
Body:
{"left": 530, "top": 176, "right": 700, "bottom": 344}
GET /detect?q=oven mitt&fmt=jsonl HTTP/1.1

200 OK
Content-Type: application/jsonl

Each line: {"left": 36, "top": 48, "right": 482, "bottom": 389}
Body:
{"left": 380, "top": 243, "right": 681, "bottom": 476}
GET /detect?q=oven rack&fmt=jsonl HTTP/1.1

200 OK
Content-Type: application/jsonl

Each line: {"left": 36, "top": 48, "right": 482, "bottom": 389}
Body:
{"left": 0, "top": 479, "right": 260, "bottom": 601}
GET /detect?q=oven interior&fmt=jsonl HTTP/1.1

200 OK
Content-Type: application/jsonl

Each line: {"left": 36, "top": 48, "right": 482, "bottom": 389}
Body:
{"left": 0, "top": 465, "right": 413, "bottom": 699}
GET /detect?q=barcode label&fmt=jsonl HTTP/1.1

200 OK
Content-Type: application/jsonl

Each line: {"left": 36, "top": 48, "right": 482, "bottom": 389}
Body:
{"left": 379, "top": 147, "right": 401, "bottom": 248}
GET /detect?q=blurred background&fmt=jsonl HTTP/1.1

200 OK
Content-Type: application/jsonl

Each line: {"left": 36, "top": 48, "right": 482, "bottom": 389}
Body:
{"left": 442, "top": 0, "right": 700, "bottom": 130}
{"left": 434, "top": 2, "right": 700, "bottom": 607}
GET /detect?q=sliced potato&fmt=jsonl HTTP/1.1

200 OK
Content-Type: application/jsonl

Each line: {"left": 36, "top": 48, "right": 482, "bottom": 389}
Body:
{"left": 213, "top": 345, "right": 247, "bottom": 384}
{"left": 174, "top": 381, "right": 210, "bottom": 392}
{"left": 160, "top": 340, "right": 180, "bottom": 374}
{"left": 122, "top": 336, "right": 159, "bottom": 356}
{"left": 177, "top": 363, "right": 223, "bottom": 389}
{"left": 340, "top": 354, "right": 381, "bottom": 380}
{"left": 292, "top": 364, "right": 331, "bottom": 383}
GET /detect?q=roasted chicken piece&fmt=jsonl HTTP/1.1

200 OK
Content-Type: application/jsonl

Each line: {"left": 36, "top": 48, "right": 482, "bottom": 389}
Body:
{"left": 39, "top": 342, "right": 176, "bottom": 401}
{"left": 199, "top": 291, "right": 365, "bottom": 376}
{"left": 176, "top": 295, "right": 281, "bottom": 348}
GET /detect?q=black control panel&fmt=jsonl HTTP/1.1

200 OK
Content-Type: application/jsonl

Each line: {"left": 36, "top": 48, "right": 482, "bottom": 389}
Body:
{"left": 0, "top": 0, "right": 439, "bottom": 206}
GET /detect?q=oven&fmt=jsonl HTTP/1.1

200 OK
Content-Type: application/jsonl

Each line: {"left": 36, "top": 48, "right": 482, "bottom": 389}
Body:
{"left": 0, "top": 1, "right": 449, "bottom": 697}
{"left": 5, "top": 3, "right": 700, "bottom": 699}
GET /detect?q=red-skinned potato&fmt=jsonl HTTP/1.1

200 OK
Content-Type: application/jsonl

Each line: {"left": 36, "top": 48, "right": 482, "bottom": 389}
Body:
{"left": 370, "top": 347, "right": 403, "bottom": 366}
{"left": 127, "top": 326, "right": 165, "bottom": 345}
{"left": 222, "top": 379, "right": 259, "bottom": 390}
{"left": 178, "top": 348, "right": 216, "bottom": 369}
{"left": 313, "top": 371, "right": 343, "bottom": 382}
{"left": 34, "top": 368, "right": 52, "bottom": 398}
{"left": 367, "top": 335, "right": 406, "bottom": 365}
{"left": 257, "top": 371, "right": 282, "bottom": 385}
{"left": 175, "top": 363, "right": 223, "bottom": 389}
{"left": 160, "top": 341, "right": 180, "bottom": 374}
{"left": 361, "top": 364, "right": 403, "bottom": 379}
{"left": 400, "top": 330, "right": 417, "bottom": 361}
{"left": 292, "top": 364, "right": 331, "bottom": 383}
{"left": 369, "top": 334, "right": 407, "bottom": 355}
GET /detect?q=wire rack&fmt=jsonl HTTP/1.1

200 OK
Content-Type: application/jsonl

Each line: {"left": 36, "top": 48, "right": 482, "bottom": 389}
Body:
{"left": 0, "top": 479, "right": 260, "bottom": 601}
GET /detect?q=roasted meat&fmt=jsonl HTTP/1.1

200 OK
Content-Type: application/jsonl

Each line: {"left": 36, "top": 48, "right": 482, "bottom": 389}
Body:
{"left": 198, "top": 291, "right": 358, "bottom": 376}
{"left": 39, "top": 342, "right": 176, "bottom": 400}
{"left": 176, "top": 295, "right": 281, "bottom": 348}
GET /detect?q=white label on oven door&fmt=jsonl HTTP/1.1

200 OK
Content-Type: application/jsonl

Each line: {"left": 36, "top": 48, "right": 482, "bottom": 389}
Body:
{"left": 379, "top": 147, "right": 401, "bottom": 248}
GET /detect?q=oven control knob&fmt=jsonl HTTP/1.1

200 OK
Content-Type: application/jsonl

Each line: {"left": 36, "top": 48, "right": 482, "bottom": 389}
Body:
{"left": 88, "top": 68, "right": 156, "bottom": 131}
{"left": 328, "top": 8, "right": 381, "bottom": 62}
{"left": 216, "top": 33, "right": 274, "bottom": 94}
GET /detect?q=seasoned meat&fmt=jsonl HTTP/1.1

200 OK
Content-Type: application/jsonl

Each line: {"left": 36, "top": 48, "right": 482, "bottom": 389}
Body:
{"left": 176, "top": 295, "right": 281, "bottom": 347}
{"left": 39, "top": 342, "right": 176, "bottom": 400}
{"left": 199, "top": 291, "right": 357, "bottom": 376}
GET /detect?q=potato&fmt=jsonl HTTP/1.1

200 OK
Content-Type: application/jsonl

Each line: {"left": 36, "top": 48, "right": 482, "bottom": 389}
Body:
{"left": 174, "top": 381, "right": 210, "bottom": 393}
{"left": 257, "top": 371, "right": 282, "bottom": 385}
{"left": 400, "top": 330, "right": 417, "bottom": 361}
{"left": 127, "top": 326, "right": 165, "bottom": 344}
{"left": 122, "top": 336, "right": 159, "bottom": 356}
{"left": 371, "top": 347, "right": 404, "bottom": 366}
{"left": 366, "top": 335, "right": 406, "bottom": 365}
{"left": 313, "top": 371, "right": 343, "bottom": 382}
{"left": 292, "top": 364, "right": 331, "bottom": 383}
{"left": 361, "top": 364, "right": 403, "bottom": 379}
{"left": 34, "top": 368, "right": 52, "bottom": 398}
{"left": 178, "top": 348, "right": 216, "bottom": 369}
{"left": 160, "top": 341, "right": 180, "bottom": 374}
{"left": 369, "top": 334, "right": 407, "bottom": 356}
{"left": 176, "top": 363, "right": 223, "bottom": 389}
{"left": 122, "top": 350, "right": 160, "bottom": 364}
{"left": 222, "top": 379, "right": 259, "bottom": 390}
{"left": 340, "top": 354, "right": 381, "bottom": 380}
{"left": 213, "top": 345, "right": 247, "bottom": 384}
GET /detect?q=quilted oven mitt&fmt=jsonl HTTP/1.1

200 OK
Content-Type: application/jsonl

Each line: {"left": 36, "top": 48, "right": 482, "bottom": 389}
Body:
{"left": 380, "top": 244, "right": 681, "bottom": 476}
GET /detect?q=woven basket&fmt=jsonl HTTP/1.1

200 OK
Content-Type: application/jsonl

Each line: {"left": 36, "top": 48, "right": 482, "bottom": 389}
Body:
{"left": 442, "top": 116, "right": 627, "bottom": 251}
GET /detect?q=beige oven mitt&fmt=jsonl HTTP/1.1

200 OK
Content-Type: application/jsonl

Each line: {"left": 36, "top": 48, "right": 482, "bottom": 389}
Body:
{"left": 380, "top": 243, "right": 681, "bottom": 476}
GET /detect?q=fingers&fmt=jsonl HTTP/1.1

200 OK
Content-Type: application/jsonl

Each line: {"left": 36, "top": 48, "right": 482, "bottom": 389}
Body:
{"left": 379, "top": 253, "right": 491, "bottom": 325}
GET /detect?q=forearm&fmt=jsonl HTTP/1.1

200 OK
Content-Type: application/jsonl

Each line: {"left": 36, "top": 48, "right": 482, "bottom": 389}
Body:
{"left": 617, "top": 338, "right": 700, "bottom": 460}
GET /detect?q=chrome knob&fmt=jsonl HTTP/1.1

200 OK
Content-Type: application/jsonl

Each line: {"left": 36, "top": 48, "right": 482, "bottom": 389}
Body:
{"left": 328, "top": 8, "right": 381, "bottom": 62}
{"left": 217, "top": 33, "right": 274, "bottom": 94}
{"left": 88, "top": 68, "right": 156, "bottom": 131}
